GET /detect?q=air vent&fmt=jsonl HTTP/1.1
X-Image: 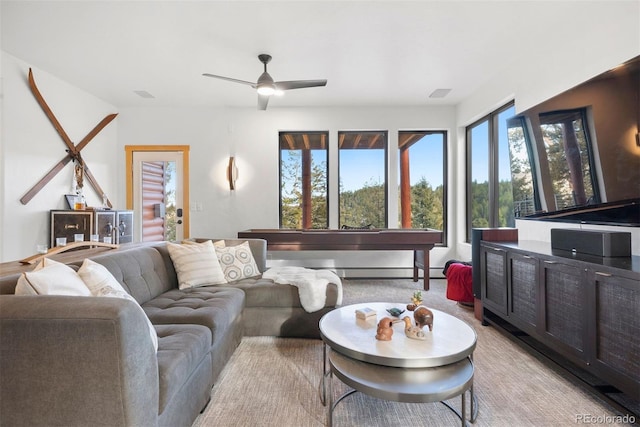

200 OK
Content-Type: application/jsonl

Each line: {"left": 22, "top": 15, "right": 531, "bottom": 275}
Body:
{"left": 429, "top": 88, "right": 451, "bottom": 98}
{"left": 133, "top": 90, "right": 155, "bottom": 99}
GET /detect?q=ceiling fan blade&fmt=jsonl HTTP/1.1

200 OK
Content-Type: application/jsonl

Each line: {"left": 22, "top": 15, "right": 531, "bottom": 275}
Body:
{"left": 275, "top": 80, "right": 327, "bottom": 91}
{"left": 202, "top": 73, "right": 256, "bottom": 87}
{"left": 257, "top": 94, "right": 270, "bottom": 111}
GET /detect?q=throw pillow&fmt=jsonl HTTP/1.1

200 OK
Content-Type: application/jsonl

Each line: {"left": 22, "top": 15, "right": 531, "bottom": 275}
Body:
{"left": 167, "top": 240, "right": 227, "bottom": 289}
{"left": 182, "top": 239, "right": 225, "bottom": 248}
{"left": 215, "top": 241, "right": 260, "bottom": 282}
{"left": 78, "top": 259, "right": 158, "bottom": 352}
{"left": 15, "top": 258, "right": 92, "bottom": 296}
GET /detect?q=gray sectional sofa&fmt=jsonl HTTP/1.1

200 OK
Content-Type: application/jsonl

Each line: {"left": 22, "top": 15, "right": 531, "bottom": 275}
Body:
{"left": 0, "top": 238, "right": 340, "bottom": 427}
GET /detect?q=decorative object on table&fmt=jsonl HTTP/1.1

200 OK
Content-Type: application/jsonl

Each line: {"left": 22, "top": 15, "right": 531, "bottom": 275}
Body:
{"left": 413, "top": 306, "right": 434, "bottom": 331}
{"left": 407, "top": 290, "right": 423, "bottom": 311}
{"left": 355, "top": 307, "right": 376, "bottom": 320}
{"left": 375, "top": 317, "right": 394, "bottom": 341}
{"left": 385, "top": 307, "right": 405, "bottom": 317}
{"left": 19, "top": 68, "right": 117, "bottom": 207}
{"left": 402, "top": 316, "right": 428, "bottom": 340}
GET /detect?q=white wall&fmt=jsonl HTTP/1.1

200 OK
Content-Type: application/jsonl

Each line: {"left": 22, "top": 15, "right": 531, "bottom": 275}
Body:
{"left": 118, "top": 105, "right": 460, "bottom": 277}
{"left": 2, "top": 0, "right": 638, "bottom": 267}
{"left": 1, "top": 52, "right": 118, "bottom": 261}
{"left": 454, "top": 1, "right": 640, "bottom": 259}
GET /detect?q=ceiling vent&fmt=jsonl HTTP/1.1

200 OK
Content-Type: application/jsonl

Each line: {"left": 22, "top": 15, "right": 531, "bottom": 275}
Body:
{"left": 133, "top": 90, "right": 155, "bottom": 99}
{"left": 429, "top": 88, "right": 451, "bottom": 98}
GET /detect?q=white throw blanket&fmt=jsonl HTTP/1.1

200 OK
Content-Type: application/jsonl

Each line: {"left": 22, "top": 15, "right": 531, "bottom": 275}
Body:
{"left": 262, "top": 266, "right": 343, "bottom": 313}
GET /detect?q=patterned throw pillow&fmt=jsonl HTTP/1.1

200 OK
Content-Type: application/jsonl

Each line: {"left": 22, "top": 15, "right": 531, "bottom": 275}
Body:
{"left": 167, "top": 240, "right": 227, "bottom": 289}
{"left": 78, "top": 259, "right": 158, "bottom": 352}
{"left": 15, "top": 258, "right": 92, "bottom": 296}
{"left": 215, "top": 241, "right": 260, "bottom": 282}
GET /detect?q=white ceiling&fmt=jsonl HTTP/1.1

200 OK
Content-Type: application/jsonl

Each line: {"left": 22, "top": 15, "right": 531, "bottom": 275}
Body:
{"left": 0, "top": 0, "right": 615, "bottom": 109}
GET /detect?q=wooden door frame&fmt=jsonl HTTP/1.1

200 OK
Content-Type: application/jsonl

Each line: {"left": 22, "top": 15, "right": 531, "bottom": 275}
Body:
{"left": 125, "top": 145, "right": 190, "bottom": 239}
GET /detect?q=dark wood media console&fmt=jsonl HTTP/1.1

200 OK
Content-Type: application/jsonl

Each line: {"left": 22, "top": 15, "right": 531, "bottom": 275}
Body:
{"left": 479, "top": 239, "right": 640, "bottom": 407}
{"left": 237, "top": 228, "right": 443, "bottom": 290}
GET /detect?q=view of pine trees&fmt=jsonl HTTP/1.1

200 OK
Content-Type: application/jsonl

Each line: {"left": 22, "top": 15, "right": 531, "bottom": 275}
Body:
{"left": 402, "top": 177, "right": 444, "bottom": 230}
{"left": 280, "top": 149, "right": 446, "bottom": 230}
{"left": 280, "top": 150, "right": 328, "bottom": 229}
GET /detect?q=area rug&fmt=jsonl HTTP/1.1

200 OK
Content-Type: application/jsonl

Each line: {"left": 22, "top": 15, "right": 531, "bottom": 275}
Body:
{"left": 192, "top": 279, "right": 628, "bottom": 427}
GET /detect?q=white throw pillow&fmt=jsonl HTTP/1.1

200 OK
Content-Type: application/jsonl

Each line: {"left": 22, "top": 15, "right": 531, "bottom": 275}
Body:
{"left": 182, "top": 239, "right": 225, "bottom": 248}
{"left": 78, "top": 259, "right": 158, "bottom": 352}
{"left": 167, "top": 240, "right": 227, "bottom": 289}
{"left": 215, "top": 241, "right": 260, "bottom": 282}
{"left": 15, "top": 258, "right": 91, "bottom": 296}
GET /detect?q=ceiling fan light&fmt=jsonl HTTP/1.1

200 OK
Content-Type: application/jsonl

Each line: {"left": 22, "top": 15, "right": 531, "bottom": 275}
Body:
{"left": 257, "top": 84, "right": 275, "bottom": 96}
{"left": 274, "top": 89, "right": 285, "bottom": 96}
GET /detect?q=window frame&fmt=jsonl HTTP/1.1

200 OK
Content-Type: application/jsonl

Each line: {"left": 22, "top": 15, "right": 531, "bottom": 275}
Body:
{"left": 397, "top": 130, "right": 448, "bottom": 239}
{"left": 465, "top": 101, "right": 515, "bottom": 242}
{"left": 278, "top": 131, "right": 329, "bottom": 229}
{"left": 338, "top": 130, "right": 389, "bottom": 229}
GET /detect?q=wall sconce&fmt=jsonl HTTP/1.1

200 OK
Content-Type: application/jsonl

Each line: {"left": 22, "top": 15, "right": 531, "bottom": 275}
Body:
{"left": 228, "top": 156, "right": 239, "bottom": 190}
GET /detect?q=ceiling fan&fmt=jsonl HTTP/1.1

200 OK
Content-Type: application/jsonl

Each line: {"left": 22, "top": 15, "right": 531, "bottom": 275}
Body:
{"left": 203, "top": 54, "right": 327, "bottom": 110}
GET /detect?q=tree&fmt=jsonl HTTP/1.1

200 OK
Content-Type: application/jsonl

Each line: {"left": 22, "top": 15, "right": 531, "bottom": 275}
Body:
{"left": 280, "top": 150, "right": 328, "bottom": 229}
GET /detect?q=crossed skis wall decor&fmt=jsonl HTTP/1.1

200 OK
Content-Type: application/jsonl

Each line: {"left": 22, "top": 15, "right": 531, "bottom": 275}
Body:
{"left": 20, "top": 68, "right": 118, "bottom": 207}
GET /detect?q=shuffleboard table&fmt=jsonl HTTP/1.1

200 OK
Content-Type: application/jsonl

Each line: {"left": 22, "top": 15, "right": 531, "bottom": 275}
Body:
{"left": 237, "top": 228, "right": 443, "bottom": 290}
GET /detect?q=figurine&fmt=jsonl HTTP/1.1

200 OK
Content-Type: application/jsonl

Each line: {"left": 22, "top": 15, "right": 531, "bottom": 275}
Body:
{"left": 413, "top": 306, "right": 434, "bottom": 331}
{"left": 406, "top": 291, "right": 423, "bottom": 311}
{"left": 375, "top": 317, "right": 394, "bottom": 341}
{"left": 402, "top": 316, "right": 427, "bottom": 340}
{"left": 386, "top": 307, "right": 405, "bottom": 317}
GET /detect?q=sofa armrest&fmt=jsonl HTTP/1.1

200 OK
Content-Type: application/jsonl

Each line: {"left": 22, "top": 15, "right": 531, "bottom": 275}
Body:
{"left": 0, "top": 295, "right": 159, "bottom": 427}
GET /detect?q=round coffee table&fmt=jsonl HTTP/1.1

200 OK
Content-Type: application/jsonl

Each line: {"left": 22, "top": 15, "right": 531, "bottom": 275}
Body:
{"left": 319, "top": 302, "right": 478, "bottom": 426}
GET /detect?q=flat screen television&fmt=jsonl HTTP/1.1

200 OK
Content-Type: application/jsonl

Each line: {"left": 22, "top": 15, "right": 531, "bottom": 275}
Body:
{"left": 507, "top": 56, "right": 640, "bottom": 226}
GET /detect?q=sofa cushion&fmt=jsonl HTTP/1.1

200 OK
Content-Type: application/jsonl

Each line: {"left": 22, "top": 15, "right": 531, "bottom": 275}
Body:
{"left": 142, "top": 286, "right": 245, "bottom": 347}
{"left": 215, "top": 241, "right": 260, "bottom": 282}
{"left": 15, "top": 258, "right": 91, "bottom": 296}
{"left": 167, "top": 241, "right": 227, "bottom": 289}
{"left": 88, "top": 246, "right": 176, "bottom": 305}
{"left": 155, "top": 324, "right": 212, "bottom": 413}
{"left": 225, "top": 277, "right": 340, "bottom": 309}
{"left": 78, "top": 259, "right": 159, "bottom": 352}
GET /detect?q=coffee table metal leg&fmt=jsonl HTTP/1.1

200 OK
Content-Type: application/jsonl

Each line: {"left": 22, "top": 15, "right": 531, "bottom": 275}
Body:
{"left": 321, "top": 343, "right": 329, "bottom": 406}
{"left": 328, "top": 375, "right": 358, "bottom": 427}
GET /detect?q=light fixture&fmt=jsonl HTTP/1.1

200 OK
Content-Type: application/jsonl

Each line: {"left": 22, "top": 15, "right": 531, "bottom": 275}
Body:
{"left": 228, "top": 156, "right": 239, "bottom": 190}
{"left": 256, "top": 83, "right": 275, "bottom": 96}
{"left": 256, "top": 70, "right": 275, "bottom": 96}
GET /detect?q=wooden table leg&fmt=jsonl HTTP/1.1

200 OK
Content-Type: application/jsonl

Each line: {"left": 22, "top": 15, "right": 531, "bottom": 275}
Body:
{"left": 422, "top": 248, "right": 430, "bottom": 291}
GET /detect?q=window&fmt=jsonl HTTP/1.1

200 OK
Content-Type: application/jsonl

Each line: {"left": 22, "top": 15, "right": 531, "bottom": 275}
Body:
{"left": 338, "top": 131, "right": 387, "bottom": 228}
{"left": 279, "top": 132, "right": 328, "bottom": 229}
{"left": 506, "top": 116, "right": 540, "bottom": 217}
{"left": 466, "top": 102, "right": 516, "bottom": 241}
{"left": 398, "top": 131, "right": 446, "bottom": 231}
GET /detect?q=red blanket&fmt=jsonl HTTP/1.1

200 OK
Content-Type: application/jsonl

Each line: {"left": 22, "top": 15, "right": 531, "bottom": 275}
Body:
{"left": 445, "top": 263, "right": 473, "bottom": 303}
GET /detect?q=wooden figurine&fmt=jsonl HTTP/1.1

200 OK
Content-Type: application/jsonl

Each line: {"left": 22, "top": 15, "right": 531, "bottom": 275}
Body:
{"left": 375, "top": 317, "right": 394, "bottom": 341}
{"left": 402, "top": 316, "right": 427, "bottom": 340}
{"left": 413, "top": 306, "right": 434, "bottom": 331}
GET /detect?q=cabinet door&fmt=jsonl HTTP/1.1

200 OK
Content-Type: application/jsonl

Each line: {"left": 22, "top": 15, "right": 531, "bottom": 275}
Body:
{"left": 481, "top": 245, "right": 508, "bottom": 316}
{"left": 541, "top": 259, "right": 587, "bottom": 360}
{"left": 508, "top": 252, "right": 538, "bottom": 334}
{"left": 591, "top": 270, "right": 640, "bottom": 397}
{"left": 115, "top": 211, "right": 133, "bottom": 244}
{"left": 50, "top": 211, "right": 93, "bottom": 248}
{"left": 94, "top": 211, "right": 116, "bottom": 241}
